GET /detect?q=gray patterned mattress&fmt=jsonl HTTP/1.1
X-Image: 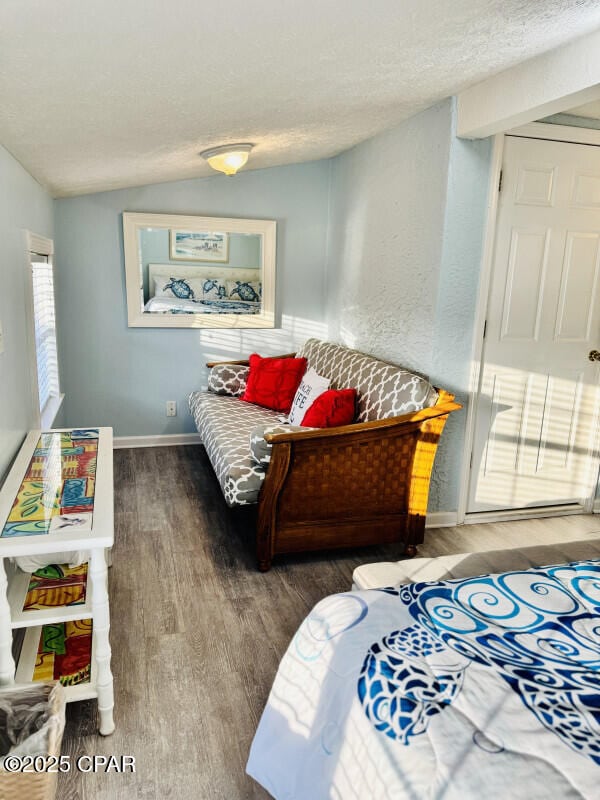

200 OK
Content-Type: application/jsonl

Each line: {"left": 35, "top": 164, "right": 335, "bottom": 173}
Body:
{"left": 190, "top": 339, "right": 439, "bottom": 508}
{"left": 188, "top": 392, "right": 279, "bottom": 506}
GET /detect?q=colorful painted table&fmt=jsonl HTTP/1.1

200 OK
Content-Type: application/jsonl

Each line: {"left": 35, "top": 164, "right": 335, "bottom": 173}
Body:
{"left": 0, "top": 428, "right": 115, "bottom": 735}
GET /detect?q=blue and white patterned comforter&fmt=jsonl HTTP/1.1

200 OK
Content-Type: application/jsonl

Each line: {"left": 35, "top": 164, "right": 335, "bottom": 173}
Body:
{"left": 247, "top": 560, "right": 600, "bottom": 799}
{"left": 144, "top": 296, "right": 260, "bottom": 314}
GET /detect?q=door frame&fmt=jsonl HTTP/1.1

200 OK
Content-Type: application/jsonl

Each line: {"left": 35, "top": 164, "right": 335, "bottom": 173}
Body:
{"left": 457, "top": 122, "right": 600, "bottom": 524}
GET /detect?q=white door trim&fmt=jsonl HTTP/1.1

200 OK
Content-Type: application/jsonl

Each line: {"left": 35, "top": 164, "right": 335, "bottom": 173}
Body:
{"left": 509, "top": 122, "right": 600, "bottom": 148}
{"left": 463, "top": 504, "right": 587, "bottom": 525}
{"left": 458, "top": 128, "right": 600, "bottom": 523}
{"left": 456, "top": 133, "right": 504, "bottom": 523}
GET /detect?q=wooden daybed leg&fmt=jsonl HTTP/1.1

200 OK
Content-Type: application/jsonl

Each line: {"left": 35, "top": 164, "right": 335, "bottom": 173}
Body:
{"left": 256, "top": 442, "right": 292, "bottom": 573}
{"left": 255, "top": 481, "right": 275, "bottom": 572}
{"left": 404, "top": 513, "right": 425, "bottom": 559}
{"left": 256, "top": 514, "right": 273, "bottom": 571}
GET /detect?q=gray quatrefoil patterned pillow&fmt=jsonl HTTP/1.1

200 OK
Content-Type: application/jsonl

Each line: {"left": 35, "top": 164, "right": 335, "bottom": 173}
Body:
{"left": 207, "top": 363, "right": 250, "bottom": 397}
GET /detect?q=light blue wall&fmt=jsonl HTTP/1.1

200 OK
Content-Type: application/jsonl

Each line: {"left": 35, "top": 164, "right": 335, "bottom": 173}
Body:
{"left": 325, "top": 101, "right": 453, "bottom": 374}
{"left": 326, "top": 99, "right": 493, "bottom": 513}
{"left": 0, "top": 145, "right": 54, "bottom": 482}
{"left": 430, "top": 108, "right": 492, "bottom": 512}
{"left": 53, "top": 102, "right": 492, "bottom": 511}
{"left": 53, "top": 161, "right": 331, "bottom": 436}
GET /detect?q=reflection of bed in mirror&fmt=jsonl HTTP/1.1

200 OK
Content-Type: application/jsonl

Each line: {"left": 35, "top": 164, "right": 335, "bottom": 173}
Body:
{"left": 123, "top": 212, "right": 275, "bottom": 329}
{"left": 144, "top": 264, "right": 262, "bottom": 315}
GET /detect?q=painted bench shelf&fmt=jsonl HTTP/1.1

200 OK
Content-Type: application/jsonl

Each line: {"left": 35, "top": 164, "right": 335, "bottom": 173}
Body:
{"left": 7, "top": 563, "right": 92, "bottom": 629}
{"left": 0, "top": 427, "right": 115, "bottom": 735}
{"left": 15, "top": 621, "right": 98, "bottom": 704}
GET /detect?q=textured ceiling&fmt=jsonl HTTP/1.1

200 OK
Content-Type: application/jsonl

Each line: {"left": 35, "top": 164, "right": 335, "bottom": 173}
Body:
{"left": 1, "top": 0, "right": 600, "bottom": 197}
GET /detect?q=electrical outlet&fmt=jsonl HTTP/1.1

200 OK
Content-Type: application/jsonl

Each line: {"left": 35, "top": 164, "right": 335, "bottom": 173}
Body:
{"left": 166, "top": 400, "right": 177, "bottom": 417}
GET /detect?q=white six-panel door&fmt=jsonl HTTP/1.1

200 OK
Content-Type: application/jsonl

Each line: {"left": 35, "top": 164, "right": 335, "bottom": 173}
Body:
{"left": 468, "top": 135, "right": 600, "bottom": 514}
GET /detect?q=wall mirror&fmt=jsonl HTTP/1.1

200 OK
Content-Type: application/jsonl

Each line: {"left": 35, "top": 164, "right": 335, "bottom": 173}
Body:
{"left": 122, "top": 212, "right": 276, "bottom": 328}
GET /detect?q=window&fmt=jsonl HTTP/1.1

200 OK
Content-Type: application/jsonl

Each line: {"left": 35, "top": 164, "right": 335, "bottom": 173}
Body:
{"left": 27, "top": 234, "right": 62, "bottom": 428}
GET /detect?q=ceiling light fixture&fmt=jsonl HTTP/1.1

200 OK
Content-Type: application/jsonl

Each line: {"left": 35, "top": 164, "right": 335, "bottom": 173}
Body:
{"left": 199, "top": 143, "right": 254, "bottom": 176}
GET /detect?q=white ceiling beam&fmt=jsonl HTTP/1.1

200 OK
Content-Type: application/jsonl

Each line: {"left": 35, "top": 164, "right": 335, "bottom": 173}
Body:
{"left": 457, "top": 28, "right": 600, "bottom": 138}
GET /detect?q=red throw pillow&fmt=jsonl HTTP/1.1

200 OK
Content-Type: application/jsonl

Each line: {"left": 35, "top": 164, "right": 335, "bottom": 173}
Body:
{"left": 241, "top": 354, "right": 308, "bottom": 413}
{"left": 301, "top": 388, "right": 357, "bottom": 427}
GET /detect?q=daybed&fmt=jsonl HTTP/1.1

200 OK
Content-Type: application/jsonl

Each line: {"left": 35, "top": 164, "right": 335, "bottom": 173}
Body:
{"left": 247, "top": 541, "right": 600, "bottom": 798}
{"left": 189, "top": 339, "right": 461, "bottom": 570}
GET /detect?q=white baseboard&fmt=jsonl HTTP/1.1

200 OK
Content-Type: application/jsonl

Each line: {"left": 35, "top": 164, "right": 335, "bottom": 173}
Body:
{"left": 113, "top": 433, "right": 201, "bottom": 449}
{"left": 425, "top": 511, "right": 458, "bottom": 528}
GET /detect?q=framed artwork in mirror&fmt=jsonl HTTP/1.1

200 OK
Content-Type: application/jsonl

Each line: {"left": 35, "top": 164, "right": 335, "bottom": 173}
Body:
{"left": 122, "top": 212, "right": 276, "bottom": 329}
{"left": 169, "top": 229, "right": 229, "bottom": 262}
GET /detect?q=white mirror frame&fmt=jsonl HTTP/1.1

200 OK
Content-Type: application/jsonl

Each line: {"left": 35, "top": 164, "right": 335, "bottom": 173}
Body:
{"left": 122, "top": 212, "right": 276, "bottom": 328}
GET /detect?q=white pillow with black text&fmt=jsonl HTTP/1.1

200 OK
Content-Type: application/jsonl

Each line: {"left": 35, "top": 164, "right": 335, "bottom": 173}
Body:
{"left": 288, "top": 367, "right": 330, "bottom": 425}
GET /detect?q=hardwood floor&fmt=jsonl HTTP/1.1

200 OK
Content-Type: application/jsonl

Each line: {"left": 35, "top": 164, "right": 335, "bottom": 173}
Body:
{"left": 57, "top": 445, "right": 600, "bottom": 799}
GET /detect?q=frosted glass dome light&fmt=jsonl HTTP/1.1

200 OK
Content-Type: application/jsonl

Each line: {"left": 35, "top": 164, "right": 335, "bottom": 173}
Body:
{"left": 199, "top": 143, "right": 254, "bottom": 176}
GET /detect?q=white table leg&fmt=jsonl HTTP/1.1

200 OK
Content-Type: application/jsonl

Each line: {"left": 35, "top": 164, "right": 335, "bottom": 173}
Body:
{"left": 90, "top": 548, "right": 115, "bottom": 735}
{"left": 0, "top": 559, "right": 15, "bottom": 685}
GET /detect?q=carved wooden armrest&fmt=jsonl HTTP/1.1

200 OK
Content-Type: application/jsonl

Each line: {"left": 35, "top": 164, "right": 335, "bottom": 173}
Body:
{"left": 206, "top": 358, "right": 250, "bottom": 368}
{"left": 206, "top": 352, "right": 297, "bottom": 368}
{"left": 263, "top": 401, "right": 462, "bottom": 444}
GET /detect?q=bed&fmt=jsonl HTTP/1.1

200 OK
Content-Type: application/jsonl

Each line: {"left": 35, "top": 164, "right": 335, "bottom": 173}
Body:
{"left": 247, "top": 557, "right": 600, "bottom": 798}
{"left": 144, "top": 295, "right": 261, "bottom": 314}
{"left": 143, "top": 264, "right": 262, "bottom": 314}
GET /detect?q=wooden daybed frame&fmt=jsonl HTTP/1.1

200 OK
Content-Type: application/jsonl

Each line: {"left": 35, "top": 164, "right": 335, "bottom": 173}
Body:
{"left": 207, "top": 355, "right": 461, "bottom": 571}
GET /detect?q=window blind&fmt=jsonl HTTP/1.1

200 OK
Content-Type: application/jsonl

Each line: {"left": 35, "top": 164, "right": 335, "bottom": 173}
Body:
{"left": 31, "top": 256, "right": 60, "bottom": 414}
